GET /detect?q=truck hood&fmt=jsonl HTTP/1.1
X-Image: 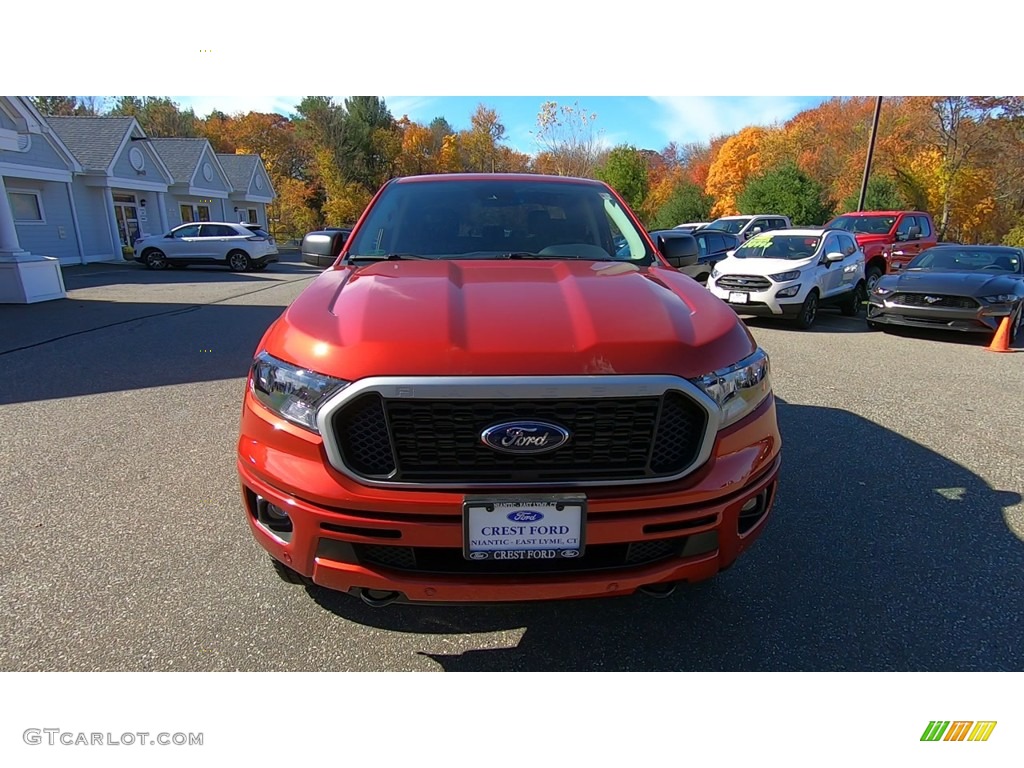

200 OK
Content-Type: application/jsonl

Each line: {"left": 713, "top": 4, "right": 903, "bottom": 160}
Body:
{"left": 850, "top": 233, "right": 892, "bottom": 245}
{"left": 879, "top": 269, "right": 1023, "bottom": 296}
{"left": 263, "top": 259, "right": 756, "bottom": 379}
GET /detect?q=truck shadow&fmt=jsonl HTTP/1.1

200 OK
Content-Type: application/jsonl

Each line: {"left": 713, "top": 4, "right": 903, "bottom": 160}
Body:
{"left": 309, "top": 398, "right": 1023, "bottom": 671}
{"left": 875, "top": 325, "right": 1024, "bottom": 350}
{"left": 60, "top": 249, "right": 316, "bottom": 290}
{"left": 741, "top": 312, "right": 872, "bottom": 334}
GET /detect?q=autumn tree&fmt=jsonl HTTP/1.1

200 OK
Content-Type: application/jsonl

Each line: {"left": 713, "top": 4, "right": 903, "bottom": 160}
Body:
{"left": 596, "top": 145, "right": 649, "bottom": 212}
{"left": 705, "top": 126, "right": 770, "bottom": 216}
{"left": 458, "top": 104, "right": 507, "bottom": 172}
{"left": 531, "top": 100, "right": 602, "bottom": 177}
{"left": 914, "top": 97, "right": 1011, "bottom": 239}
{"left": 840, "top": 176, "right": 910, "bottom": 213}
{"left": 737, "top": 160, "right": 834, "bottom": 226}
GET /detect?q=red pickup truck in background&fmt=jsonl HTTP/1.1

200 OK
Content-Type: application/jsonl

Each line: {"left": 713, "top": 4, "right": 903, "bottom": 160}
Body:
{"left": 824, "top": 211, "right": 939, "bottom": 290}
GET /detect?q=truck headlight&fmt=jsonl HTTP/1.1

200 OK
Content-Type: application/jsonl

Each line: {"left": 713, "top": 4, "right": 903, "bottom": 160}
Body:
{"left": 250, "top": 351, "right": 348, "bottom": 432}
{"left": 872, "top": 285, "right": 893, "bottom": 296}
{"left": 691, "top": 348, "right": 771, "bottom": 428}
{"left": 769, "top": 270, "right": 800, "bottom": 282}
{"left": 710, "top": 267, "right": 721, "bottom": 279}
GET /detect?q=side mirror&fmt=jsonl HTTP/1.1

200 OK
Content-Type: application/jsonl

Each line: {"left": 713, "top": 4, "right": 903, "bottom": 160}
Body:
{"left": 907, "top": 225, "right": 921, "bottom": 240}
{"left": 657, "top": 234, "right": 699, "bottom": 268}
{"left": 825, "top": 252, "right": 845, "bottom": 263}
{"left": 164, "top": 233, "right": 174, "bottom": 239}
{"left": 725, "top": 249, "right": 735, "bottom": 258}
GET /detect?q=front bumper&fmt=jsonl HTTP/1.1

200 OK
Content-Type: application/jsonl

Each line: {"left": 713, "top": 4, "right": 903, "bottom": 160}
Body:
{"left": 708, "top": 280, "right": 806, "bottom": 318}
{"left": 237, "top": 390, "right": 781, "bottom": 604}
{"left": 866, "top": 296, "right": 1015, "bottom": 332}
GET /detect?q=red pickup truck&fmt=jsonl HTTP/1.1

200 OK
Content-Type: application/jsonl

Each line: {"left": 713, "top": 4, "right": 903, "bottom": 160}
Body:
{"left": 824, "top": 211, "right": 938, "bottom": 290}
{"left": 237, "top": 173, "right": 781, "bottom": 606}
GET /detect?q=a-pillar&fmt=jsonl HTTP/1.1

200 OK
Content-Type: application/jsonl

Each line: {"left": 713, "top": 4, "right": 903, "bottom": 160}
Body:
{"left": 0, "top": 174, "right": 67, "bottom": 304}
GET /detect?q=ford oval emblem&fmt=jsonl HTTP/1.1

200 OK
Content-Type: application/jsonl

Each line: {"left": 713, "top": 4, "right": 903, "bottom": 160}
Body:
{"left": 480, "top": 421, "right": 570, "bottom": 455}
{"left": 507, "top": 510, "right": 544, "bottom": 523}
{"left": 469, "top": 552, "right": 489, "bottom": 560}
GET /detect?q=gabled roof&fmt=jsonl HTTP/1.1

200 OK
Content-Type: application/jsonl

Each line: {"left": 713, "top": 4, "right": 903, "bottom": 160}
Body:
{"left": 216, "top": 153, "right": 259, "bottom": 192}
{"left": 147, "top": 138, "right": 210, "bottom": 184}
{"left": 45, "top": 116, "right": 137, "bottom": 172}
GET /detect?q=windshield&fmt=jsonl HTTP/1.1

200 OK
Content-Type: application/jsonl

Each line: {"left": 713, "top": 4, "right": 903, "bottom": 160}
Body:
{"left": 907, "top": 248, "right": 1023, "bottom": 273}
{"left": 826, "top": 215, "right": 896, "bottom": 235}
{"left": 732, "top": 233, "right": 820, "bottom": 260}
{"left": 345, "top": 178, "right": 653, "bottom": 263}
{"left": 705, "top": 217, "right": 750, "bottom": 235}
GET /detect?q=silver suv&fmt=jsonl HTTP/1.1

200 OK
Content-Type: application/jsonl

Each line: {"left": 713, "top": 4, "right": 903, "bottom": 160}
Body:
{"left": 705, "top": 214, "right": 792, "bottom": 243}
{"left": 134, "top": 222, "right": 279, "bottom": 272}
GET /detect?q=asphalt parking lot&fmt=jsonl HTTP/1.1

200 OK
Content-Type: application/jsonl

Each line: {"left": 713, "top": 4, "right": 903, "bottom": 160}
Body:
{"left": 1, "top": 251, "right": 1022, "bottom": 671}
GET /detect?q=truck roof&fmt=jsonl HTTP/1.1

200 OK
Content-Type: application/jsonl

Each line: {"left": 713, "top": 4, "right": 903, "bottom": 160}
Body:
{"left": 394, "top": 173, "right": 605, "bottom": 186}
{"left": 834, "top": 210, "right": 930, "bottom": 217}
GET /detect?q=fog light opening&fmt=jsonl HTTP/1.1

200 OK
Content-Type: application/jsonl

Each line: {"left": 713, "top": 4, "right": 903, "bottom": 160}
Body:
{"left": 738, "top": 491, "right": 768, "bottom": 535}
{"left": 255, "top": 496, "right": 294, "bottom": 541}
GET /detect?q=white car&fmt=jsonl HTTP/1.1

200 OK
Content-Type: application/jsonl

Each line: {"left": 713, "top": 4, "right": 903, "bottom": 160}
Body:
{"left": 705, "top": 214, "right": 791, "bottom": 242}
{"left": 706, "top": 228, "right": 867, "bottom": 329}
{"left": 133, "top": 222, "right": 279, "bottom": 272}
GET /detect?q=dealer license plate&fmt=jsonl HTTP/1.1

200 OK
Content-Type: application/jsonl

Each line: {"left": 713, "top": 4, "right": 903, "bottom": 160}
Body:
{"left": 463, "top": 496, "right": 586, "bottom": 561}
{"left": 729, "top": 291, "right": 749, "bottom": 304}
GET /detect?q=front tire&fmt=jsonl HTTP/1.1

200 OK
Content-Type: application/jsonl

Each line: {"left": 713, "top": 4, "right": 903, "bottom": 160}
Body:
{"left": 865, "top": 265, "right": 883, "bottom": 293}
{"left": 227, "top": 250, "right": 252, "bottom": 272}
{"left": 270, "top": 557, "right": 311, "bottom": 586}
{"left": 144, "top": 249, "right": 168, "bottom": 270}
{"left": 794, "top": 289, "right": 819, "bottom": 330}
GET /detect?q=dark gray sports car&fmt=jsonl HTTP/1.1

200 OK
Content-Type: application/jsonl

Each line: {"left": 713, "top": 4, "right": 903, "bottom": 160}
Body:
{"left": 866, "top": 245, "right": 1023, "bottom": 338}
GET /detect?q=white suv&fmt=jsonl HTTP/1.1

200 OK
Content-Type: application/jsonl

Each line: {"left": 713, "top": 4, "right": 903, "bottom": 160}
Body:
{"left": 134, "top": 222, "right": 279, "bottom": 272}
{"left": 707, "top": 228, "right": 866, "bottom": 329}
{"left": 705, "top": 214, "right": 791, "bottom": 243}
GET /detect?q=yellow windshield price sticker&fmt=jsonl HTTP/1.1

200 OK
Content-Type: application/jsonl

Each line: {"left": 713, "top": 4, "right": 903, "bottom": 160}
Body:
{"left": 745, "top": 234, "right": 774, "bottom": 248}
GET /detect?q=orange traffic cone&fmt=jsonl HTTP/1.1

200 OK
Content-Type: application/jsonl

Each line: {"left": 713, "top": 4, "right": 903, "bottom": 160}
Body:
{"left": 986, "top": 315, "right": 1013, "bottom": 353}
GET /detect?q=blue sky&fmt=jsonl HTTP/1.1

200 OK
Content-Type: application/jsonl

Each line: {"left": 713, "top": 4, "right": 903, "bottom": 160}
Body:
{"left": 171, "top": 96, "right": 831, "bottom": 155}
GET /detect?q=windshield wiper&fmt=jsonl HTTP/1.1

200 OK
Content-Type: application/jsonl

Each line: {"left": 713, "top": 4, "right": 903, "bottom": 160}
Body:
{"left": 345, "top": 253, "right": 432, "bottom": 262}
{"left": 495, "top": 252, "right": 613, "bottom": 261}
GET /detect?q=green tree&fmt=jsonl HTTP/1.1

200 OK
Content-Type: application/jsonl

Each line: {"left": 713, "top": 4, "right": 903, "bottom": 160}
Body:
{"left": 108, "top": 96, "right": 198, "bottom": 137}
{"left": 840, "top": 176, "right": 910, "bottom": 212}
{"left": 343, "top": 96, "right": 398, "bottom": 190}
{"left": 596, "top": 145, "right": 649, "bottom": 212}
{"left": 650, "top": 181, "right": 714, "bottom": 229}
{"left": 32, "top": 96, "right": 106, "bottom": 116}
{"left": 428, "top": 117, "right": 454, "bottom": 155}
{"left": 737, "top": 160, "right": 835, "bottom": 226}
{"left": 1003, "top": 221, "right": 1024, "bottom": 247}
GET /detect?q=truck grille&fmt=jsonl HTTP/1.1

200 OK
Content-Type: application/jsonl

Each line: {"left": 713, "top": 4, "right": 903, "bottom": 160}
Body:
{"left": 891, "top": 293, "right": 978, "bottom": 309}
{"left": 330, "top": 390, "right": 708, "bottom": 485}
{"left": 716, "top": 275, "right": 772, "bottom": 292}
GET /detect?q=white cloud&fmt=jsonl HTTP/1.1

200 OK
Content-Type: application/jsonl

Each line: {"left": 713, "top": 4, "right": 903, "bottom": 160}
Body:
{"left": 381, "top": 96, "right": 438, "bottom": 120}
{"left": 649, "top": 96, "right": 812, "bottom": 145}
{"left": 171, "top": 95, "right": 304, "bottom": 117}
